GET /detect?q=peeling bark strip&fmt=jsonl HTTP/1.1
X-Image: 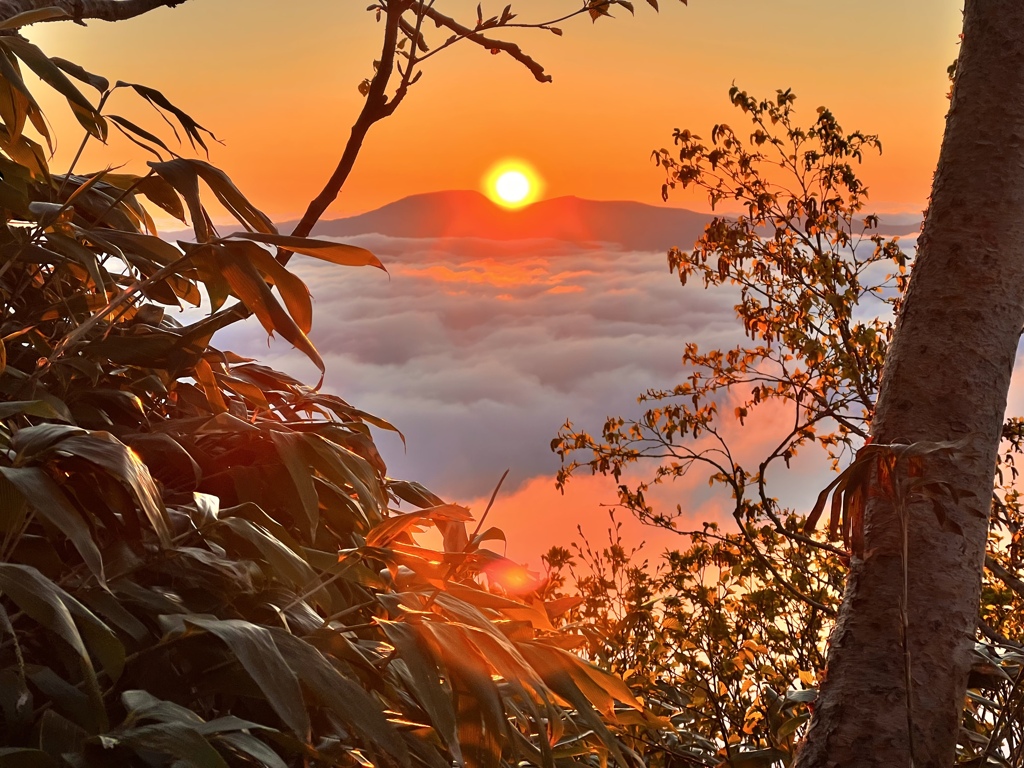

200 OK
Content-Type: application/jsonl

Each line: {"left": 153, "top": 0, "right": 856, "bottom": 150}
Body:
{"left": 0, "top": 0, "right": 187, "bottom": 26}
{"left": 795, "top": 1, "right": 1024, "bottom": 766}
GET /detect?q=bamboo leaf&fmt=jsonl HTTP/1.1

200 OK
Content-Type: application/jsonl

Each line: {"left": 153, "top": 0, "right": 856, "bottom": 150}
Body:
{"left": 0, "top": 467, "right": 103, "bottom": 581}
{"left": 0, "top": 38, "right": 105, "bottom": 140}
{"left": 212, "top": 244, "right": 324, "bottom": 378}
{"left": 221, "top": 240, "right": 312, "bottom": 334}
{"left": 271, "top": 631, "right": 410, "bottom": 766}
{"left": 50, "top": 57, "right": 108, "bottom": 93}
{"left": 121, "top": 81, "right": 218, "bottom": 153}
{"left": 269, "top": 430, "right": 320, "bottom": 540}
{"left": 56, "top": 432, "right": 171, "bottom": 547}
{"left": 226, "top": 232, "right": 385, "bottom": 270}
{"left": 113, "top": 722, "right": 230, "bottom": 768}
{"left": 0, "top": 565, "right": 108, "bottom": 726}
{"left": 365, "top": 504, "right": 471, "bottom": 547}
{"left": 183, "top": 617, "right": 310, "bottom": 741}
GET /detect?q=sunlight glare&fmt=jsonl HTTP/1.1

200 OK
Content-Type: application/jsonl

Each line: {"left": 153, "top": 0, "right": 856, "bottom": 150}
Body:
{"left": 484, "top": 159, "right": 542, "bottom": 209}
{"left": 496, "top": 171, "right": 530, "bottom": 204}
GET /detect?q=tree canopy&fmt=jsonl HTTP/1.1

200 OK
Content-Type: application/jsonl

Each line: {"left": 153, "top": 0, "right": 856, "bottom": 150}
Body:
{"left": 555, "top": 84, "right": 1024, "bottom": 765}
{"left": 0, "top": 3, "right": 683, "bottom": 767}
{"left": 2, "top": 1, "right": 1022, "bottom": 767}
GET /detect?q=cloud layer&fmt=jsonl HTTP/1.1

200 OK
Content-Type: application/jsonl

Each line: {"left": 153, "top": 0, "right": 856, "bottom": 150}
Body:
{"left": 215, "top": 229, "right": 1024, "bottom": 563}
{"left": 217, "top": 234, "right": 744, "bottom": 496}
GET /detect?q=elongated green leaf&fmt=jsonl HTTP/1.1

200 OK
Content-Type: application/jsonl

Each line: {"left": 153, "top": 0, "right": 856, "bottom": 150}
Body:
{"left": 184, "top": 617, "right": 310, "bottom": 740}
{"left": 38, "top": 710, "right": 87, "bottom": 762}
{"left": 226, "top": 232, "right": 385, "bottom": 270}
{"left": 0, "top": 466, "right": 103, "bottom": 581}
{"left": 215, "top": 732, "right": 288, "bottom": 768}
{"left": 0, "top": 38, "right": 105, "bottom": 139}
{"left": 50, "top": 57, "right": 108, "bottom": 93}
{"left": 303, "top": 433, "right": 384, "bottom": 524}
{"left": 378, "top": 620, "right": 461, "bottom": 761}
{"left": 522, "top": 643, "right": 641, "bottom": 768}
{"left": 419, "top": 623, "right": 505, "bottom": 768}
{"left": 271, "top": 631, "right": 409, "bottom": 766}
{"left": 216, "top": 516, "right": 327, "bottom": 607}
{"left": 0, "top": 47, "right": 39, "bottom": 111}
{"left": 149, "top": 160, "right": 209, "bottom": 240}
{"left": 389, "top": 480, "right": 446, "bottom": 508}
{"left": 462, "top": 627, "right": 556, "bottom": 768}
{"left": 563, "top": 650, "right": 643, "bottom": 713}
{"left": 0, "top": 400, "right": 70, "bottom": 421}
{"left": 79, "top": 589, "right": 149, "bottom": 643}
{"left": 56, "top": 432, "right": 170, "bottom": 547}
{"left": 268, "top": 430, "right": 319, "bottom": 539}
{"left": 122, "top": 82, "right": 218, "bottom": 153}
{"left": 190, "top": 160, "right": 275, "bottom": 234}
{"left": 366, "top": 504, "right": 471, "bottom": 548}
{"left": 109, "top": 114, "right": 174, "bottom": 156}
{"left": 198, "top": 715, "right": 273, "bottom": 735}
{"left": 0, "top": 564, "right": 107, "bottom": 726}
{"left": 95, "top": 228, "right": 184, "bottom": 268}
{"left": 0, "top": 564, "right": 86, "bottom": 657}
{"left": 103, "top": 172, "right": 186, "bottom": 222}
{"left": 122, "top": 689, "right": 204, "bottom": 725}
{"left": 222, "top": 240, "right": 312, "bottom": 333}
{"left": 11, "top": 424, "right": 85, "bottom": 464}
{"left": 212, "top": 244, "right": 325, "bottom": 378}
{"left": 29, "top": 667, "right": 98, "bottom": 731}
{"left": 115, "top": 722, "right": 229, "bottom": 768}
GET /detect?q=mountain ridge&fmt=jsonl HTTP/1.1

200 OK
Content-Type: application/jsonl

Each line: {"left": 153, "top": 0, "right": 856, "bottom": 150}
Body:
{"left": 304, "top": 190, "right": 922, "bottom": 251}
{"left": 170, "top": 190, "right": 922, "bottom": 250}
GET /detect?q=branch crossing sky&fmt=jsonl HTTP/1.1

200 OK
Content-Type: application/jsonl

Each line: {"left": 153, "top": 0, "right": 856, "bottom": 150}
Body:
{"left": 32, "top": 1, "right": 962, "bottom": 220}
{"left": 26, "top": 1, "right": 973, "bottom": 561}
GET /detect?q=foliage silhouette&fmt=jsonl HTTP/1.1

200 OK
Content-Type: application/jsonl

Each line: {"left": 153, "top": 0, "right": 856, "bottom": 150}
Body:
{"left": 554, "top": 88, "right": 1024, "bottom": 765}
{"left": 0, "top": 3, "right": 687, "bottom": 767}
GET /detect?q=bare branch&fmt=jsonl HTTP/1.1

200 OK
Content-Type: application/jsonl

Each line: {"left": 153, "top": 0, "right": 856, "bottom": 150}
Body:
{"left": 0, "top": 0, "right": 188, "bottom": 26}
{"left": 986, "top": 555, "right": 1024, "bottom": 596}
{"left": 413, "top": 1, "right": 552, "bottom": 83}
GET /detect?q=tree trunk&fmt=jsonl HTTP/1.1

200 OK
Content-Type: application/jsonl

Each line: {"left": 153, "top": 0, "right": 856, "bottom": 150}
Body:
{"left": 794, "top": 1, "right": 1024, "bottom": 765}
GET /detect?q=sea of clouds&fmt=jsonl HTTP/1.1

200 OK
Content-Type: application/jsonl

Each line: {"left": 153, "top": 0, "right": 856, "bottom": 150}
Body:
{"left": 208, "top": 231, "right": 955, "bottom": 563}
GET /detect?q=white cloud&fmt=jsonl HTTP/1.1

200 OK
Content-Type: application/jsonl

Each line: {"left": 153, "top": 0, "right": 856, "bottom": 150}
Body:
{"left": 211, "top": 232, "right": 862, "bottom": 557}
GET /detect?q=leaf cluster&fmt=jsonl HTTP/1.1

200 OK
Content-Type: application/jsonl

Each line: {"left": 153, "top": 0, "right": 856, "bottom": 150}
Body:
{"left": 0, "top": 22, "right": 660, "bottom": 768}
{"left": 553, "top": 88, "right": 1024, "bottom": 764}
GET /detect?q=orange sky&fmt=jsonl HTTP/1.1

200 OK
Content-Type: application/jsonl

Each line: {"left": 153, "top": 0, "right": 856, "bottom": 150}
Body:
{"left": 28, "top": 1, "right": 962, "bottom": 223}
{"left": 18, "top": 1, "right": 970, "bottom": 563}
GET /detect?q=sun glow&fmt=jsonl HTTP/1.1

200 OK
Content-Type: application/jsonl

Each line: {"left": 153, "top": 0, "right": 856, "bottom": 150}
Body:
{"left": 484, "top": 160, "right": 542, "bottom": 209}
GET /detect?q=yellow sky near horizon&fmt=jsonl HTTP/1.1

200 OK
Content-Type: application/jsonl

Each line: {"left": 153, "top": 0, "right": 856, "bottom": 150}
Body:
{"left": 28, "top": 1, "right": 962, "bottom": 223}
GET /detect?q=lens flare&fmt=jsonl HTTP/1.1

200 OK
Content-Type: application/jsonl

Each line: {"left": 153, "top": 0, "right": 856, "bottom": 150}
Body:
{"left": 483, "top": 159, "right": 543, "bottom": 209}
{"left": 484, "top": 558, "right": 543, "bottom": 595}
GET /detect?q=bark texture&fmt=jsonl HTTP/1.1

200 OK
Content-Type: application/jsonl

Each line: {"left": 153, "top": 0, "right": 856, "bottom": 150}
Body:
{"left": 0, "top": 0, "right": 186, "bottom": 25}
{"left": 794, "top": 2, "right": 1024, "bottom": 766}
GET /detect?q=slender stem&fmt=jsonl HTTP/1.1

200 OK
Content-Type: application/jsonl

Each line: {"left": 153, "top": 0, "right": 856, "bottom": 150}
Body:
{"left": 57, "top": 91, "right": 111, "bottom": 199}
{"left": 282, "top": 0, "right": 405, "bottom": 256}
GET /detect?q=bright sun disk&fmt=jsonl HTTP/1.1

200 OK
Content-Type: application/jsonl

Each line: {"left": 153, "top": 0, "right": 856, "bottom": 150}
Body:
{"left": 484, "top": 160, "right": 542, "bottom": 208}
{"left": 496, "top": 170, "right": 530, "bottom": 204}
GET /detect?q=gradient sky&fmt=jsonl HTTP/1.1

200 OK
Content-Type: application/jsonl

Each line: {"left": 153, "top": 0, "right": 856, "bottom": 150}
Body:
{"left": 23, "top": 2, "right": 972, "bottom": 562}
{"left": 29, "top": 1, "right": 962, "bottom": 221}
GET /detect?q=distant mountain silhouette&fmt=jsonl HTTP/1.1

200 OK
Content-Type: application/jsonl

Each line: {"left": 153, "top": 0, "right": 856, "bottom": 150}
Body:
{"left": 306, "top": 190, "right": 921, "bottom": 251}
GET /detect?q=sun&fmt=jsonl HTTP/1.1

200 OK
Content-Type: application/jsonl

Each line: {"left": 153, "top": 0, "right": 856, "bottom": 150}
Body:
{"left": 483, "top": 160, "right": 542, "bottom": 209}
{"left": 496, "top": 170, "right": 530, "bottom": 204}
